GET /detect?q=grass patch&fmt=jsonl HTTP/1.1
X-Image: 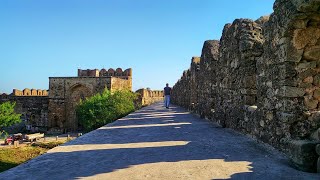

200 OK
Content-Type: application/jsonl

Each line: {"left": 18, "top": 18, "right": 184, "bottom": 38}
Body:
{"left": 0, "top": 140, "right": 67, "bottom": 173}
{"left": 0, "top": 146, "right": 47, "bottom": 172}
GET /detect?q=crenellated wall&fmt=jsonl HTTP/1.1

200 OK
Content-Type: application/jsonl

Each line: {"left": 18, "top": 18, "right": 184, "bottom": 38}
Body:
{"left": 12, "top": 89, "right": 48, "bottom": 96}
{"left": 136, "top": 88, "right": 164, "bottom": 106}
{"left": 78, "top": 68, "right": 132, "bottom": 79}
{"left": 0, "top": 93, "right": 49, "bottom": 129}
{"left": 172, "top": 0, "right": 320, "bottom": 172}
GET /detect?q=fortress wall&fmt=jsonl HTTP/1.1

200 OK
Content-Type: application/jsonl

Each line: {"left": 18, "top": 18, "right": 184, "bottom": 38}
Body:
{"left": 136, "top": 89, "right": 164, "bottom": 106}
{"left": 48, "top": 77, "right": 112, "bottom": 131}
{"left": 0, "top": 96, "right": 49, "bottom": 128}
{"left": 12, "top": 88, "right": 48, "bottom": 96}
{"left": 78, "top": 68, "right": 133, "bottom": 79}
{"left": 110, "top": 76, "right": 132, "bottom": 92}
{"left": 0, "top": 88, "right": 49, "bottom": 129}
{"left": 197, "top": 40, "right": 220, "bottom": 119}
{"left": 171, "top": 0, "right": 320, "bottom": 172}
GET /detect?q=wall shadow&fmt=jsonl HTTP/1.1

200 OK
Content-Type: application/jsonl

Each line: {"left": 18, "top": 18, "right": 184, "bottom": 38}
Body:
{"left": 0, "top": 103, "right": 319, "bottom": 179}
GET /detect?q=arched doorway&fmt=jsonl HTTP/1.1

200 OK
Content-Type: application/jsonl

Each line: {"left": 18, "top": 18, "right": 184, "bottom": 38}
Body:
{"left": 66, "top": 84, "right": 92, "bottom": 131}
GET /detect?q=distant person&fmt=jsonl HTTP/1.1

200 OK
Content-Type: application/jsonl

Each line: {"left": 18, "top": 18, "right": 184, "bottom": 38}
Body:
{"left": 163, "top": 83, "right": 172, "bottom": 109}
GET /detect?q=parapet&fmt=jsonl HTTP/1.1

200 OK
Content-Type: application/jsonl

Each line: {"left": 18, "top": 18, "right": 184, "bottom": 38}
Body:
{"left": 191, "top": 56, "right": 201, "bottom": 64}
{"left": 12, "top": 89, "right": 48, "bottom": 96}
{"left": 136, "top": 88, "right": 164, "bottom": 106}
{"left": 78, "top": 68, "right": 132, "bottom": 78}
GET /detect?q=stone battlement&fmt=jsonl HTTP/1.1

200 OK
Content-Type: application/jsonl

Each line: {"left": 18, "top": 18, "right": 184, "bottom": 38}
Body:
{"left": 11, "top": 89, "right": 48, "bottom": 96}
{"left": 78, "top": 68, "right": 132, "bottom": 78}
{"left": 136, "top": 88, "right": 164, "bottom": 106}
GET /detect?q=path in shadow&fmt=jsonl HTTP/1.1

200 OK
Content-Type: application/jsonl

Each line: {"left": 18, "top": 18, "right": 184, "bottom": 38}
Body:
{"left": 0, "top": 103, "right": 319, "bottom": 179}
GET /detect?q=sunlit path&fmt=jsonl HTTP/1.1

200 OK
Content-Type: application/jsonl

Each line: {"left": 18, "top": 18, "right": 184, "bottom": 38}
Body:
{"left": 0, "top": 103, "right": 318, "bottom": 179}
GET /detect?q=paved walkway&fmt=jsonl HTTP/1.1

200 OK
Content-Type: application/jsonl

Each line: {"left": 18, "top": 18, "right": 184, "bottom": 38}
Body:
{"left": 1, "top": 103, "right": 319, "bottom": 179}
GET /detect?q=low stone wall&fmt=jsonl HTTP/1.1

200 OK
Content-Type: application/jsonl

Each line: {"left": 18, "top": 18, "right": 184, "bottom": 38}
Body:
{"left": 136, "top": 89, "right": 164, "bottom": 106}
{"left": 172, "top": 0, "right": 320, "bottom": 172}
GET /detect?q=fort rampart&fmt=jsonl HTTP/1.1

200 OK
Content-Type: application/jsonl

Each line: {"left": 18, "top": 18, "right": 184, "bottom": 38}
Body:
{"left": 136, "top": 88, "right": 164, "bottom": 106}
{"left": 171, "top": 0, "right": 320, "bottom": 172}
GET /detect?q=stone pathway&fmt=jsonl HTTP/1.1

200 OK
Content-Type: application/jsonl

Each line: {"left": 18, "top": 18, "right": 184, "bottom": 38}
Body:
{"left": 0, "top": 103, "right": 319, "bottom": 179}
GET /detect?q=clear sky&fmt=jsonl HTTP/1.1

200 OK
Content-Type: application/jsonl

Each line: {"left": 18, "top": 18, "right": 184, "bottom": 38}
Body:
{"left": 0, "top": 0, "right": 274, "bottom": 93}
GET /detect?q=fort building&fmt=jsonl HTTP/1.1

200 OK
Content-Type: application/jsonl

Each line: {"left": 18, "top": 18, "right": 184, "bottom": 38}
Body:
{"left": 48, "top": 68, "right": 132, "bottom": 132}
{"left": 0, "top": 68, "right": 132, "bottom": 132}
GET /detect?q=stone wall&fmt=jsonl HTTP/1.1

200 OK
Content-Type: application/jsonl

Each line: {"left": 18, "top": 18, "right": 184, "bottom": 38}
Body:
{"left": 0, "top": 94, "right": 49, "bottom": 129}
{"left": 48, "top": 77, "right": 111, "bottom": 131}
{"left": 197, "top": 40, "right": 220, "bottom": 119}
{"left": 171, "top": 0, "right": 320, "bottom": 172}
{"left": 78, "top": 68, "right": 132, "bottom": 78}
{"left": 12, "top": 89, "right": 48, "bottom": 96}
{"left": 171, "top": 57, "right": 201, "bottom": 111}
{"left": 111, "top": 77, "right": 132, "bottom": 91}
{"left": 48, "top": 68, "right": 132, "bottom": 132}
{"left": 136, "top": 88, "right": 164, "bottom": 106}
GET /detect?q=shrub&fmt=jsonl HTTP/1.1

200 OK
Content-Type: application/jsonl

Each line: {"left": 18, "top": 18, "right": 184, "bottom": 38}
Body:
{"left": 76, "top": 89, "right": 137, "bottom": 131}
{"left": 0, "top": 102, "right": 21, "bottom": 130}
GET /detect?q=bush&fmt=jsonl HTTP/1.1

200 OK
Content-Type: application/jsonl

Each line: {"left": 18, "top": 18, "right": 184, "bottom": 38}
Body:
{"left": 0, "top": 102, "right": 21, "bottom": 130}
{"left": 32, "top": 141, "right": 65, "bottom": 149}
{"left": 76, "top": 89, "right": 138, "bottom": 131}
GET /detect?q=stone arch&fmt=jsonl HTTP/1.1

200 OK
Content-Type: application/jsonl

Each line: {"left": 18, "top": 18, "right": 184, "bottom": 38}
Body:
{"left": 66, "top": 84, "right": 92, "bottom": 131}
{"left": 52, "top": 115, "right": 59, "bottom": 128}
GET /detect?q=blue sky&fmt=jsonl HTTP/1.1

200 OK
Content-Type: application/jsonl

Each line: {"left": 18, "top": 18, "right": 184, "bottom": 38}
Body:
{"left": 0, "top": 0, "right": 274, "bottom": 93}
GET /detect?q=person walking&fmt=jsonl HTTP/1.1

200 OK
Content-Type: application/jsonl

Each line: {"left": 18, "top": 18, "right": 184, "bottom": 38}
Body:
{"left": 163, "top": 83, "right": 172, "bottom": 109}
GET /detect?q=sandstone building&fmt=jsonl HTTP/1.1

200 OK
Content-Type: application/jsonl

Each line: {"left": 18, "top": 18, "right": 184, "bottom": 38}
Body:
{"left": 172, "top": 0, "right": 320, "bottom": 172}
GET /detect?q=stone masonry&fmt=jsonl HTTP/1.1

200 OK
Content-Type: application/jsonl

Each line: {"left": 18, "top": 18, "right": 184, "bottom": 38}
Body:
{"left": 0, "top": 89, "right": 49, "bottom": 130}
{"left": 48, "top": 68, "right": 132, "bottom": 132}
{"left": 136, "top": 88, "right": 164, "bottom": 106}
{"left": 172, "top": 0, "right": 320, "bottom": 172}
{"left": 0, "top": 68, "right": 132, "bottom": 133}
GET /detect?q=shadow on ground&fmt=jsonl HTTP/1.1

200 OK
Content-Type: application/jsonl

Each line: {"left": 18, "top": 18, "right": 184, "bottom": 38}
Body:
{"left": 0, "top": 103, "right": 319, "bottom": 179}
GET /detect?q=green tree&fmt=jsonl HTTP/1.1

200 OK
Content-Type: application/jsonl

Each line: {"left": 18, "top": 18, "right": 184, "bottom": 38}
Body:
{"left": 0, "top": 102, "right": 21, "bottom": 134}
{"left": 76, "top": 89, "right": 137, "bottom": 131}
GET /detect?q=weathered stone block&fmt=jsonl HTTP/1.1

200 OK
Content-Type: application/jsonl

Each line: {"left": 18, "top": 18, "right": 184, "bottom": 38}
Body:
{"left": 277, "top": 86, "right": 305, "bottom": 97}
{"left": 314, "top": 89, "right": 320, "bottom": 100}
{"left": 293, "top": 28, "right": 320, "bottom": 49}
{"left": 296, "top": 62, "right": 317, "bottom": 72}
{"left": 288, "top": 140, "right": 318, "bottom": 172}
{"left": 314, "top": 75, "right": 320, "bottom": 86}
{"left": 304, "top": 46, "right": 320, "bottom": 61}
{"left": 304, "top": 96, "right": 319, "bottom": 109}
